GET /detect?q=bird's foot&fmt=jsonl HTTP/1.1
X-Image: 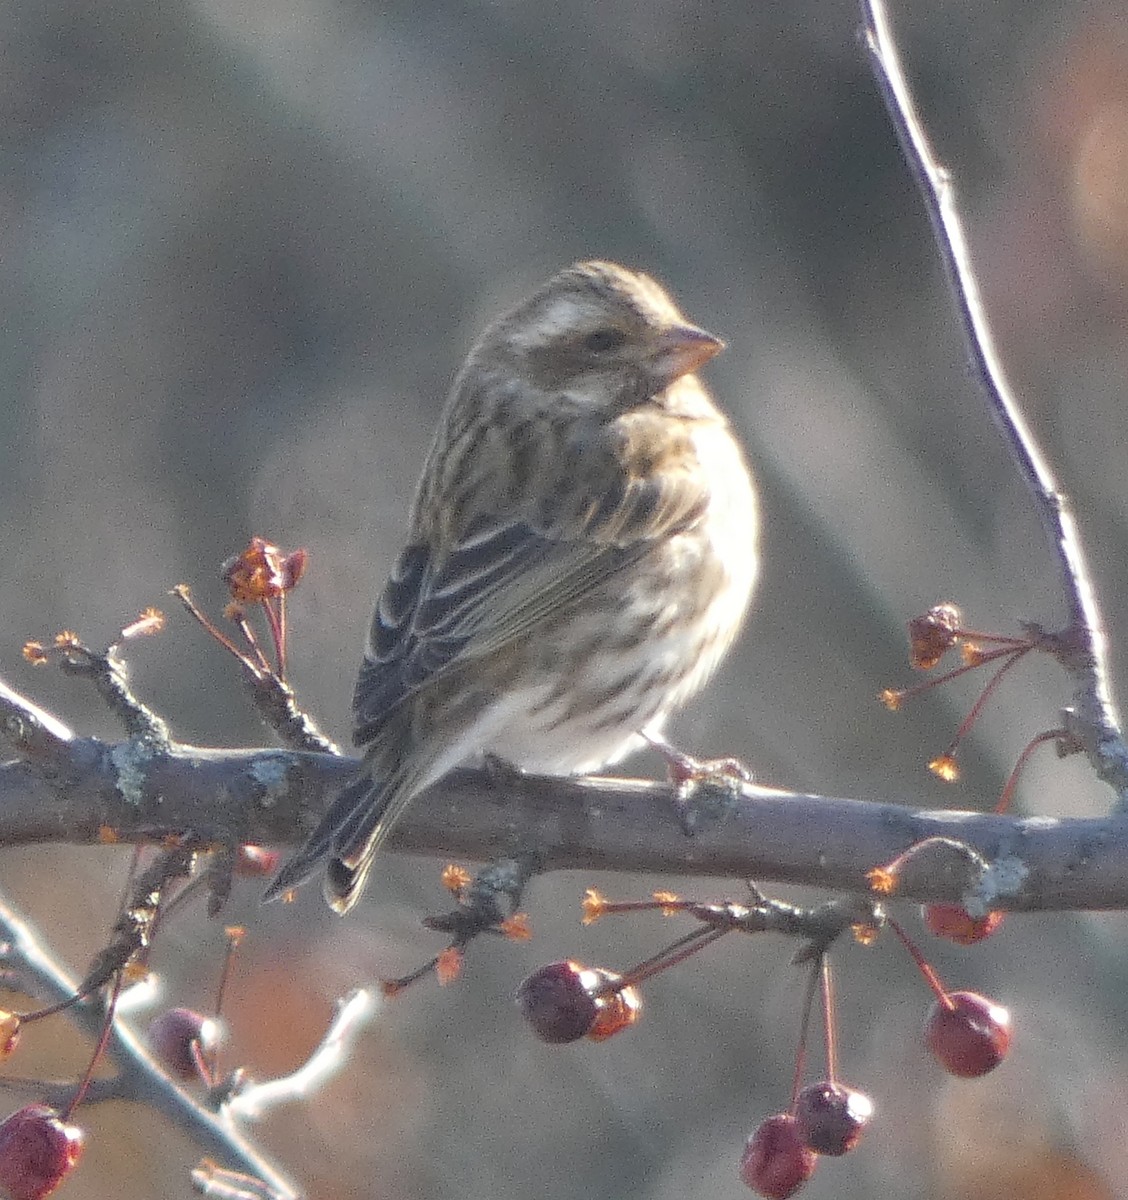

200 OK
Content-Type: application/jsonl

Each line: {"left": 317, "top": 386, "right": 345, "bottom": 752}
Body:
{"left": 644, "top": 734, "right": 752, "bottom": 835}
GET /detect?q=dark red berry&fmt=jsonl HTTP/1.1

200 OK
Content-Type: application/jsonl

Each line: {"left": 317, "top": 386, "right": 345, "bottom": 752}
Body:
{"left": 516, "top": 961, "right": 599, "bottom": 1043}
{"left": 147, "top": 1007, "right": 220, "bottom": 1081}
{"left": 925, "top": 990, "right": 1011, "bottom": 1077}
{"left": 0, "top": 1105, "right": 84, "bottom": 1200}
{"left": 908, "top": 604, "right": 961, "bottom": 669}
{"left": 739, "top": 1113, "right": 818, "bottom": 1198}
{"left": 922, "top": 903, "right": 1004, "bottom": 945}
{"left": 794, "top": 1081, "right": 873, "bottom": 1156}
{"left": 280, "top": 548, "right": 309, "bottom": 590}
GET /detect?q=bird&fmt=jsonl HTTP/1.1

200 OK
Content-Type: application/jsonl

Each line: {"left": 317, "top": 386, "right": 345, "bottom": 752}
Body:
{"left": 266, "top": 260, "right": 760, "bottom": 913}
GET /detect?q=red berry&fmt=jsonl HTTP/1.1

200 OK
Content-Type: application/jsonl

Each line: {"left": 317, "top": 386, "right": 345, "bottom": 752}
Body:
{"left": 794, "top": 1081, "right": 873, "bottom": 1156}
{"left": 516, "top": 962, "right": 599, "bottom": 1043}
{"left": 922, "top": 903, "right": 1004, "bottom": 945}
{"left": 517, "top": 962, "right": 641, "bottom": 1044}
{"left": 147, "top": 1007, "right": 221, "bottom": 1081}
{"left": 0, "top": 1106, "right": 84, "bottom": 1200}
{"left": 234, "top": 845, "right": 281, "bottom": 877}
{"left": 739, "top": 1113, "right": 818, "bottom": 1198}
{"left": 925, "top": 990, "right": 1011, "bottom": 1077}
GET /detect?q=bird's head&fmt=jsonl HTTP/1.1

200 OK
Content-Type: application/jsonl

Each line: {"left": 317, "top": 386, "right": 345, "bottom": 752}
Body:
{"left": 474, "top": 260, "right": 724, "bottom": 409}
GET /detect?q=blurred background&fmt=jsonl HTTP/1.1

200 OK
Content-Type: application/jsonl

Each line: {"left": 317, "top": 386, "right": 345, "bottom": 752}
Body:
{"left": 2, "top": 0, "right": 1128, "bottom": 1196}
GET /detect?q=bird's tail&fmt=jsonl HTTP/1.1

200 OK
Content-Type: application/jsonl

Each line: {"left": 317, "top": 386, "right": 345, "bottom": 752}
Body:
{"left": 323, "top": 850, "right": 375, "bottom": 915}
{"left": 262, "top": 772, "right": 373, "bottom": 904}
{"left": 263, "top": 763, "right": 421, "bottom": 914}
{"left": 319, "top": 767, "right": 419, "bottom": 914}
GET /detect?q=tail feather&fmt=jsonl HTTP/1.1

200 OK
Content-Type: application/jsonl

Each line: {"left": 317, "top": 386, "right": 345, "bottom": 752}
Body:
{"left": 262, "top": 773, "right": 373, "bottom": 904}
{"left": 323, "top": 770, "right": 419, "bottom": 914}
{"left": 324, "top": 851, "right": 375, "bottom": 915}
{"left": 265, "top": 762, "right": 426, "bottom": 912}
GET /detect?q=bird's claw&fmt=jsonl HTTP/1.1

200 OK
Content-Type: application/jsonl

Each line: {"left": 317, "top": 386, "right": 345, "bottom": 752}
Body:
{"left": 645, "top": 735, "right": 752, "bottom": 835}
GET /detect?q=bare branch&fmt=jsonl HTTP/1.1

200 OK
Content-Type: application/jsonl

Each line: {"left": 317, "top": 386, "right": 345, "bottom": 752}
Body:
{"left": 861, "top": 0, "right": 1128, "bottom": 805}
{"left": 2, "top": 664, "right": 1128, "bottom": 911}
{"left": 56, "top": 643, "right": 171, "bottom": 743}
{"left": 0, "top": 677, "right": 75, "bottom": 769}
{"left": 226, "top": 989, "right": 378, "bottom": 1120}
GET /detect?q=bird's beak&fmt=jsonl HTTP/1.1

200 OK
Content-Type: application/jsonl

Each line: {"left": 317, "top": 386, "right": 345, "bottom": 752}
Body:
{"left": 654, "top": 323, "right": 725, "bottom": 381}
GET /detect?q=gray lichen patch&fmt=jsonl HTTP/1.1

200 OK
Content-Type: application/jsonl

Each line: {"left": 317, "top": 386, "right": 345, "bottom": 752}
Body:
{"left": 110, "top": 737, "right": 160, "bottom": 807}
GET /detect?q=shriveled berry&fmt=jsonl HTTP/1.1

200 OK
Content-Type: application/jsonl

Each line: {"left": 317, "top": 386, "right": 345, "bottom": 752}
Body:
{"left": 739, "top": 1113, "right": 818, "bottom": 1198}
{"left": 922, "top": 903, "right": 1004, "bottom": 945}
{"left": 516, "top": 961, "right": 598, "bottom": 1043}
{"left": 0, "top": 1105, "right": 84, "bottom": 1200}
{"left": 794, "top": 1081, "right": 873, "bottom": 1156}
{"left": 908, "top": 604, "right": 961, "bottom": 670}
{"left": 925, "top": 990, "right": 1011, "bottom": 1077}
{"left": 147, "top": 1007, "right": 221, "bottom": 1081}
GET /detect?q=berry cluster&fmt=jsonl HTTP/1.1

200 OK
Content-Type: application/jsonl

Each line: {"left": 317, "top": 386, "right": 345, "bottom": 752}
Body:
{"left": 514, "top": 880, "right": 1011, "bottom": 1199}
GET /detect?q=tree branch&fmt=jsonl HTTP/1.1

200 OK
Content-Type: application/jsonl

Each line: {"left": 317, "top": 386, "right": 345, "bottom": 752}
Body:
{"left": 3, "top": 673, "right": 1127, "bottom": 912}
{"left": 861, "top": 0, "right": 1128, "bottom": 804}
{"left": 0, "top": 9, "right": 1116, "bottom": 928}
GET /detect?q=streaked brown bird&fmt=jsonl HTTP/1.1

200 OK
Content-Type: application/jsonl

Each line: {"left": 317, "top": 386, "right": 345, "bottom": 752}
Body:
{"left": 267, "top": 260, "right": 759, "bottom": 913}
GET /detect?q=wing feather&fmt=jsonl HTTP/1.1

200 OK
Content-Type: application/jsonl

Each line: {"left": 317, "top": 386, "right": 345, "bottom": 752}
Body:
{"left": 354, "top": 412, "right": 710, "bottom": 750}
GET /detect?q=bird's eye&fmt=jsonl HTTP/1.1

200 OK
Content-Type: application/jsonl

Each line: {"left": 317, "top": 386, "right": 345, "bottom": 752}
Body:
{"left": 582, "top": 328, "right": 626, "bottom": 354}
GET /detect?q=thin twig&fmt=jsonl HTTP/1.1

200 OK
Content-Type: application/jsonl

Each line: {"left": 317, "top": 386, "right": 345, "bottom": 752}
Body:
{"left": 57, "top": 644, "right": 171, "bottom": 744}
{"left": 0, "top": 677, "right": 74, "bottom": 772}
{"left": 861, "top": 0, "right": 1128, "bottom": 805}
{"left": 224, "top": 990, "right": 378, "bottom": 1120}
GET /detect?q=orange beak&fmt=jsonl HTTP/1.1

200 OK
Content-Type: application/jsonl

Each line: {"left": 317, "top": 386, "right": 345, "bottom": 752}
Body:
{"left": 654, "top": 323, "right": 725, "bottom": 382}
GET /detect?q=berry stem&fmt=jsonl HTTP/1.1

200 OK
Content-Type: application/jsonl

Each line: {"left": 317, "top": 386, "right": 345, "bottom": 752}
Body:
{"left": 261, "top": 596, "right": 286, "bottom": 679}
{"left": 172, "top": 585, "right": 264, "bottom": 676}
{"left": 820, "top": 956, "right": 839, "bottom": 1085}
{"left": 996, "top": 727, "right": 1068, "bottom": 813}
{"left": 939, "top": 646, "right": 1033, "bottom": 756}
{"left": 952, "top": 627, "right": 1034, "bottom": 648}
{"left": 789, "top": 955, "right": 822, "bottom": 1111}
{"left": 65, "top": 968, "right": 125, "bottom": 1118}
{"left": 615, "top": 925, "right": 730, "bottom": 989}
{"left": 887, "top": 917, "right": 951, "bottom": 1006}
{"left": 276, "top": 593, "right": 289, "bottom": 680}
{"left": 894, "top": 643, "right": 1020, "bottom": 704}
{"left": 230, "top": 610, "right": 274, "bottom": 677}
{"left": 208, "top": 927, "right": 243, "bottom": 1082}
{"left": 594, "top": 899, "right": 687, "bottom": 916}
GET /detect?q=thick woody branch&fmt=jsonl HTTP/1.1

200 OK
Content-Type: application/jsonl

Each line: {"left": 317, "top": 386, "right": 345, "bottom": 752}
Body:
{"left": 2, "top": 675, "right": 1127, "bottom": 912}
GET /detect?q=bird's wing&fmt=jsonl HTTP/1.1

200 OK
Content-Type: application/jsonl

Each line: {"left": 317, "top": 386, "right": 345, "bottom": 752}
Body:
{"left": 353, "top": 425, "right": 709, "bottom": 748}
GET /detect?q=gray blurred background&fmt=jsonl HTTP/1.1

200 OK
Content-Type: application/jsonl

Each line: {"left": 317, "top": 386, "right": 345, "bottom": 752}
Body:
{"left": 3, "top": 0, "right": 1128, "bottom": 1197}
